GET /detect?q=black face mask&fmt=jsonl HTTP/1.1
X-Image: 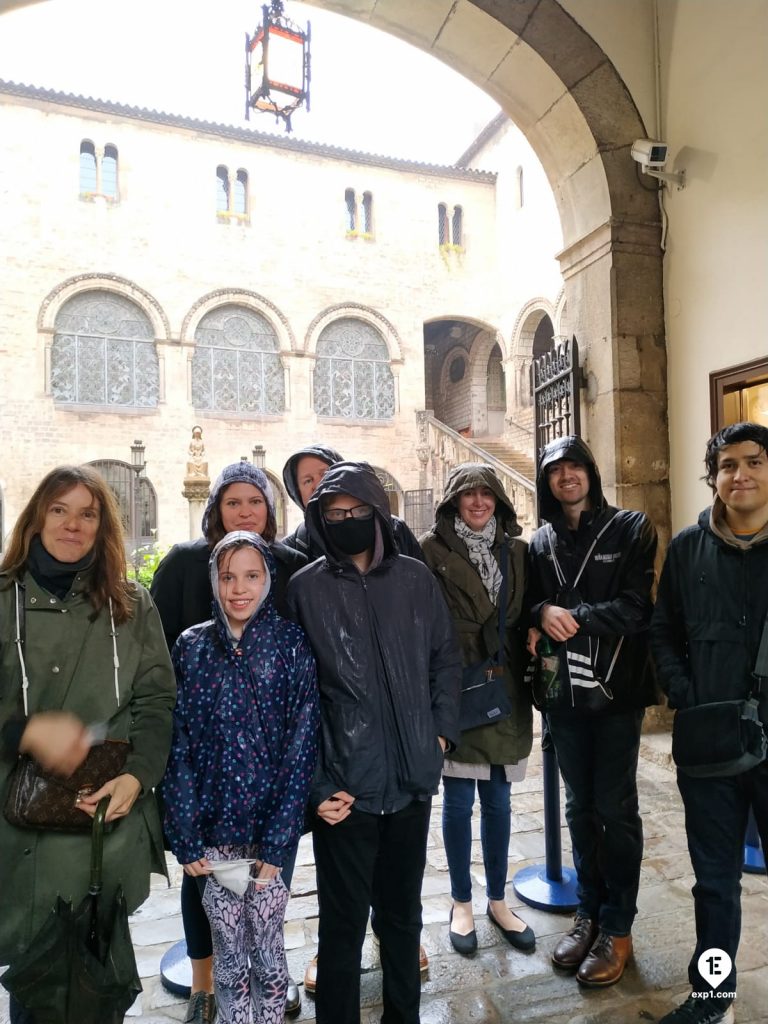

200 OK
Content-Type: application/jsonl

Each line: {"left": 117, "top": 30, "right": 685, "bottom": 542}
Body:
{"left": 325, "top": 517, "right": 376, "bottom": 556}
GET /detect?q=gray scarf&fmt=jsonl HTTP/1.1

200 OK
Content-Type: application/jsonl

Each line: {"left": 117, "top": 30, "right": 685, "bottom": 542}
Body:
{"left": 454, "top": 514, "right": 502, "bottom": 603}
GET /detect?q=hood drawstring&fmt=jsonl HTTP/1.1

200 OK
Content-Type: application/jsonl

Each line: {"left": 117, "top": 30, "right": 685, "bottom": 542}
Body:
{"left": 14, "top": 582, "right": 121, "bottom": 716}
{"left": 109, "top": 598, "right": 120, "bottom": 706}
{"left": 14, "top": 582, "right": 30, "bottom": 717}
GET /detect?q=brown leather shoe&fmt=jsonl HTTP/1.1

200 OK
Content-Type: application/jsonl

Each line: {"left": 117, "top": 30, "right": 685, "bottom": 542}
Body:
{"left": 419, "top": 945, "right": 429, "bottom": 976}
{"left": 576, "top": 931, "right": 633, "bottom": 987}
{"left": 303, "top": 954, "right": 318, "bottom": 994}
{"left": 551, "top": 916, "right": 598, "bottom": 970}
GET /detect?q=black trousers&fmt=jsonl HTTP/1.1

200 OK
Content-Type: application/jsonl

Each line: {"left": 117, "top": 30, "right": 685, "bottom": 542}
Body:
{"left": 9, "top": 996, "right": 35, "bottom": 1024}
{"left": 312, "top": 799, "right": 431, "bottom": 1024}
{"left": 677, "top": 760, "right": 768, "bottom": 996}
{"left": 547, "top": 709, "right": 644, "bottom": 936}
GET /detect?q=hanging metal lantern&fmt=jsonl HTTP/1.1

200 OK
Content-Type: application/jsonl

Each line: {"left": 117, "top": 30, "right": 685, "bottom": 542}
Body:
{"left": 245, "top": 1, "right": 311, "bottom": 132}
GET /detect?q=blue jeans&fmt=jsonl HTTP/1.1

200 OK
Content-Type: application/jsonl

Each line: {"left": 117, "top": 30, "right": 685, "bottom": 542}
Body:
{"left": 442, "top": 765, "right": 511, "bottom": 903}
{"left": 547, "top": 709, "right": 644, "bottom": 936}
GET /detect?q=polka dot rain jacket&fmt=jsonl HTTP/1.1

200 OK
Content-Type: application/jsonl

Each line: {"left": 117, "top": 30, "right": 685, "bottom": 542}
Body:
{"left": 161, "top": 532, "right": 319, "bottom": 867}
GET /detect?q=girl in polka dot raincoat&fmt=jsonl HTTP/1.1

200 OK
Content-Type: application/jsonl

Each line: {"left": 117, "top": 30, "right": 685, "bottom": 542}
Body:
{"left": 161, "top": 531, "right": 319, "bottom": 1024}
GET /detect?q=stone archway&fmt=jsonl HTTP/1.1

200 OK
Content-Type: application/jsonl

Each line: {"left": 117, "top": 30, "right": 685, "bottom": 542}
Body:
{"left": 0, "top": 0, "right": 669, "bottom": 534}
{"left": 304, "top": 0, "right": 668, "bottom": 532}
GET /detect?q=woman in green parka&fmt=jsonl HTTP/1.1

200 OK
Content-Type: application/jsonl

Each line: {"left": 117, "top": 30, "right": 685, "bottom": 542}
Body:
{"left": 0, "top": 465, "right": 176, "bottom": 1024}
{"left": 420, "top": 463, "right": 534, "bottom": 956}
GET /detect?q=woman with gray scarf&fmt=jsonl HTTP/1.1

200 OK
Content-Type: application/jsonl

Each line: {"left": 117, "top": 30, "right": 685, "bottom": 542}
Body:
{"left": 420, "top": 463, "right": 534, "bottom": 955}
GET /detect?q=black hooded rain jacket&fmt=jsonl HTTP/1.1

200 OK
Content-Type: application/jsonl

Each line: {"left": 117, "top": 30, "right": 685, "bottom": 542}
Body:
{"left": 286, "top": 461, "right": 461, "bottom": 814}
{"left": 528, "top": 436, "right": 658, "bottom": 711}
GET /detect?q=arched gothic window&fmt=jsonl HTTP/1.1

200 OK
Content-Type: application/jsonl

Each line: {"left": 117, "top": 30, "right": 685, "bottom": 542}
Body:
{"left": 102, "top": 144, "right": 118, "bottom": 199}
{"left": 88, "top": 459, "right": 158, "bottom": 547}
{"left": 51, "top": 292, "right": 159, "bottom": 408}
{"left": 216, "top": 166, "right": 230, "bottom": 212}
{"left": 79, "top": 140, "right": 97, "bottom": 193}
{"left": 438, "top": 203, "right": 449, "bottom": 245}
{"left": 192, "top": 305, "right": 285, "bottom": 414}
{"left": 362, "top": 192, "right": 373, "bottom": 234}
{"left": 234, "top": 170, "right": 248, "bottom": 215}
{"left": 345, "top": 188, "right": 357, "bottom": 232}
{"left": 314, "top": 318, "right": 395, "bottom": 420}
{"left": 452, "top": 205, "right": 463, "bottom": 246}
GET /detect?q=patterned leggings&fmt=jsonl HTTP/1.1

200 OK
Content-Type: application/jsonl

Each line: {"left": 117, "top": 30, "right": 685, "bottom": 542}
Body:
{"left": 201, "top": 845, "right": 290, "bottom": 1024}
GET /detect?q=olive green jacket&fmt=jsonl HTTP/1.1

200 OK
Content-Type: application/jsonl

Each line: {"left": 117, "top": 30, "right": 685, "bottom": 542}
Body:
{"left": 420, "top": 464, "right": 533, "bottom": 766}
{"left": 0, "top": 570, "right": 176, "bottom": 963}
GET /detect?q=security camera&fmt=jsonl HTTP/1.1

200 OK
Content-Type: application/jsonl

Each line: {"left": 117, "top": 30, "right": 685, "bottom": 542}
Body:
{"left": 631, "top": 138, "right": 685, "bottom": 189}
{"left": 631, "top": 139, "right": 668, "bottom": 169}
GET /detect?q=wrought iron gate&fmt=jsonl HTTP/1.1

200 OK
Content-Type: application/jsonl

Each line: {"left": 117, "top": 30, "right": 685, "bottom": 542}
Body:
{"left": 531, "top": 336, "right": 581, "bottom": 464}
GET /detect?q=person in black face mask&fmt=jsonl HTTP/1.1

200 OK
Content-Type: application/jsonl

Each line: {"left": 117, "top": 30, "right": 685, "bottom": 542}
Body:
{"left": 286, "top": 462, "right": 461, "bottom": 1024}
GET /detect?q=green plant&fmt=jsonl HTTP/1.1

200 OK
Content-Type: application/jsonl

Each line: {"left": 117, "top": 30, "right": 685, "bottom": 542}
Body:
{"left": 127, "top": 543, "right": 167, "bottom": 589}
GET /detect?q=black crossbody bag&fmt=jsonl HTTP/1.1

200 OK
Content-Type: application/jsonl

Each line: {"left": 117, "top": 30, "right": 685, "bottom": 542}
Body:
{"left": 458, "top": 540, "right": 514, "bottom": 732}
{"left": 672, "top": 608, "right": 768, "bottom": 778}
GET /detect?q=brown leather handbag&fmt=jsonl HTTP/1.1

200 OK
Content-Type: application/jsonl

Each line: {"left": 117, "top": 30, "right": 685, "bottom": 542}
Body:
{"left": 3, "top": 739, "right": 130, "bottom": 831}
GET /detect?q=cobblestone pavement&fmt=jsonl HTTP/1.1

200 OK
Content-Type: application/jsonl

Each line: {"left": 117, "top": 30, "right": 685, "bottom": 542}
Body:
{"left": 2, "top": 728, "right": 767, "bottom": 1023}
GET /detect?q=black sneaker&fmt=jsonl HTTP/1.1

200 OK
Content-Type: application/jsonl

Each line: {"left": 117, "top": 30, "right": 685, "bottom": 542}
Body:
{"left": 658, "top": 994, "right": 734, "bottom": 1024}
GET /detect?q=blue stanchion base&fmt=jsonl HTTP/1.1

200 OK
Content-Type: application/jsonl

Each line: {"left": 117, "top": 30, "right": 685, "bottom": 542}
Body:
{"left": 513, "top": 863, "right": 579, "bottom": 912}
{"left": 743, "top": 844, "right": 766, "bottom": 875}
{"left": 160, "top": 939, "right": 192, "bottom": 998}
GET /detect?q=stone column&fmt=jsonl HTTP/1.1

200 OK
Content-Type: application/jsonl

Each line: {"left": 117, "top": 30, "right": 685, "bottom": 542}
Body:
{"left": 557, "top": 219, "right": 671, "bottom": 550}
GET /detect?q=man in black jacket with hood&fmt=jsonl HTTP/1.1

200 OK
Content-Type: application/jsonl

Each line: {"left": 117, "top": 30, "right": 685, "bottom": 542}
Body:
{"left": 651, "top": 422, "right": 768, "bottom": 1024}
{"left": 527, "top": 435, "right": 657, "bottom": 988}
{"left": 286, "top": 462, "right": 461, "bottom": 1024}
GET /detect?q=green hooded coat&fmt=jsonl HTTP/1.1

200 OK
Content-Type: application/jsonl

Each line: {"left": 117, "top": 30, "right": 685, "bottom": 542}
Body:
{"left": 420, "top": 464, "right": 533, "bottom": 767}
{"left": 0, "top": 570, "right": 176, "bottom": 963}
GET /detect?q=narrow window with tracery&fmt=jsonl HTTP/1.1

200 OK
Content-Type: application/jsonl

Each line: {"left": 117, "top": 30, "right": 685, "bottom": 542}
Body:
{"left": 438, "top": 203, "right": 449, "bottom": 245}
{"left": 234, "top": 169, "right": 248, "bottom": 216}
{"left": 452, "top": 205, "right": 463, "bottom": 247}
{"left": 345, "top": 188, "right": 357, "bottom": 233}
{"left": 362, "top": 191, "right": 373, "bottom": 234}
{"left": 101, "top": 144, "right": 118, "bottom": 200}
{"left": 216, "top": 166, "right": 230, "bottom": 213}
{"left": 79, "top": 140, "right": 97, "bottom": 194}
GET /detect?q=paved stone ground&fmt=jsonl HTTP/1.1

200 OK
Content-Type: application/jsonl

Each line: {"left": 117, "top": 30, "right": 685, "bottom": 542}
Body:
{"left": 2, "top": 728, "right": 767, "bottom": 1023}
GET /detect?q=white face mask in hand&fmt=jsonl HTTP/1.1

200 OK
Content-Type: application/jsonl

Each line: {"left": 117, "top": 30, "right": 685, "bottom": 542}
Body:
{"left": 209, "top": 859, "right": 256, "bottom": 897}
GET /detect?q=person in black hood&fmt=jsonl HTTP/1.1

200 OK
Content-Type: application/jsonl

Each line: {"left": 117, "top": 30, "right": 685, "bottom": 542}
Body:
{"left": 526, "top": 435, "right": 657, "bottom": 989}
{"left": 286, "top": 461, "right": 461, "bottom": 1024}
{"left": 281, "top": 443, "right": 424, "bottom": 561}
{"left": 651, "top": 422, "right": 768, "bottom": 1024}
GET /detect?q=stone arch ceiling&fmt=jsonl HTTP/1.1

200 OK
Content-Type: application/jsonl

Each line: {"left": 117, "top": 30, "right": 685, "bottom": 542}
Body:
{"left": 1, "top": 0, "right": 659, "bottom": 246}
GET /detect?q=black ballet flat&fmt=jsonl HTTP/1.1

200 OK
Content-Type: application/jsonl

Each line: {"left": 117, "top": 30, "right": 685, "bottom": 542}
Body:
{"left": 448, "top": 905, "right": 478, "bottom": 955}
{"left": 486, "top": 903, "right": 536, "bottom": 952}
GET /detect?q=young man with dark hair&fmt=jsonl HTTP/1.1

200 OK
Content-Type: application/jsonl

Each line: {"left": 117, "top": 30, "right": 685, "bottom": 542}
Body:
{"left": 651, "top": 421, "right": 768, "bottom": 1024}
{"left": 286, "top": 461, "right": 461, "bottom": 1024}
{"left": 527, "top": 435, "right": 658, "bottom": 988}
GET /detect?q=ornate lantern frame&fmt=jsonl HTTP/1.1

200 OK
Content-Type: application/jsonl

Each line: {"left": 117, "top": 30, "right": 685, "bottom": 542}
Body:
{"left": 245, "top": 1, "right": 311, "bottom": 132}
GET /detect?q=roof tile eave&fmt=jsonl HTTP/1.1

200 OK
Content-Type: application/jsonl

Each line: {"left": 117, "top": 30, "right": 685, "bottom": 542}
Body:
{"left": 0, "top": 78, "right": 497, "bottom": 183}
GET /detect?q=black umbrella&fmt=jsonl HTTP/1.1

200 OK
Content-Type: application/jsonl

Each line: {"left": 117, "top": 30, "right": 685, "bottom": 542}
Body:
{"left": 1, "top": 798, "right": 142, "bottom": 1024}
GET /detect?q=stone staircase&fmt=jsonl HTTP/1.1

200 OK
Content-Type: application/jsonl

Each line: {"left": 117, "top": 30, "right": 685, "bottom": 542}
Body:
{"left": 420, "top": 413, "right": 537, "bottom": 535}
{"left": 472, "top": 436, "right": 535, "bottom": 481}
